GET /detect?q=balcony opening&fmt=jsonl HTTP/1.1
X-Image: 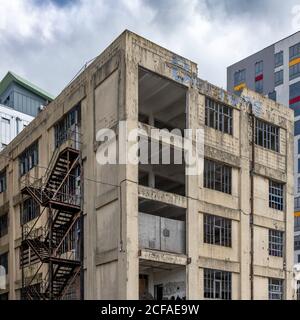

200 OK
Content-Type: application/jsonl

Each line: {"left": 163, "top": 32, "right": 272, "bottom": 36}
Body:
{"left": 138, "top": 67, "right": 187, "bottom": 131}
{"left": 138, "top": 198, "right": 186, "bottom": 254}
{"left": 139, "top": 266, "right": 186, "bottom": 300}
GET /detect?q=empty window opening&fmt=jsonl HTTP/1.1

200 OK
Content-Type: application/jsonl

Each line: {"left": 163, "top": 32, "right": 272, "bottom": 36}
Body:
{"left": 138, "top": 68, "right": 187, "bottom": 131}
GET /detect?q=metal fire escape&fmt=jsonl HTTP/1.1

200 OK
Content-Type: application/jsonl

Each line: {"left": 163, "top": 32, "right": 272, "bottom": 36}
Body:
{"left": 20, "top": 138, "right": 83, "bottom": 300}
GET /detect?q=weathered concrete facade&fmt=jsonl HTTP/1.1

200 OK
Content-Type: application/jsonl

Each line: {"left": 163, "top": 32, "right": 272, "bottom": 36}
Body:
{"left": 0, "top": 31, "right": 295, "bottom": 300}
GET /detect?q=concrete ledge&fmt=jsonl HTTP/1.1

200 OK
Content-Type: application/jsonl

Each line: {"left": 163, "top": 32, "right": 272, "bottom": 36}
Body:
{"left": 198, "top": 257, "right": 240, "bottom": 273}
{"left": 138, "top": 185, "right": 187, "bottom": 208}
{"left": 254, "top": 163, "right": 286, "bottom": 182}
{"left": 139, "top": 248, "right": 187, "bottom": 266}
{"left": 204, "top": 145, "right": 241, "bottom": 168}
{"left": 253, "top": 214, "right": 285, "bottom": 231}
{"left": 253, "top": 265, "right": 285, "bottom": 279}
{"left": 199, "top": 201, "right": 241, "bottom": 221}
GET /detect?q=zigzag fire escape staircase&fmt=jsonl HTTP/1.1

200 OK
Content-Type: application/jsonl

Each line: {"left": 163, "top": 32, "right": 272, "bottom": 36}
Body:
{"left": 21, "top": 146, "right": 83, "bottom": 300}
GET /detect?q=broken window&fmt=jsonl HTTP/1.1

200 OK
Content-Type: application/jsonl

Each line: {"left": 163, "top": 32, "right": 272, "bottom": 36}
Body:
{"left": 255, "top": 119, "right": 279, "bottom": 152}
{"left": 204, "top": 214, "right": 231, "bottom": 247}
{"left": 269, "top": 229, "right": 284, "bottom": 257}
{"left": 269, "top": 278, "right": 283, "bottom": 300}
{"left": 204, "top": 269, "right": 231, "bottom": 300}
{"left": 205, "top": 97, "right": 233, "bottom": 135}
{"left": 204, "top": 159, "right": 232, "bottom": 194}
{"left": 269, "top": 180, "right": 284, "bottom": 211}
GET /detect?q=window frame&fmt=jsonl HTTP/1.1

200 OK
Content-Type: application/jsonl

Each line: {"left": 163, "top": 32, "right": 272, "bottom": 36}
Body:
{"left": 205, "top": 97, "right": 233, "bottom": 135}
{"left": 269, "top": 278, "right": 284, "bottom": 300}
{"left": 204, "top": 159, "right": 232, "bottom": 194}
{"left": 204, "top": 214, "right": 232, "bottom": 247}
{"left": 204, "top": 269, "right": 232, "bottom": 300}
{"left": 269, "top": 180, "right": 284, "bottom": 211}
{"left": 255, "top": 119, "right": 280, "bottom": 152}
{"left": 269, "top": 229, "right": 284, "bottom": 257}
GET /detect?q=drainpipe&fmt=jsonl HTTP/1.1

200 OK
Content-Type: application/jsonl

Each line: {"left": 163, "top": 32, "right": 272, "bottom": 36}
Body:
{"left": 250, "top": 103, "right": 255, "bottom": 300}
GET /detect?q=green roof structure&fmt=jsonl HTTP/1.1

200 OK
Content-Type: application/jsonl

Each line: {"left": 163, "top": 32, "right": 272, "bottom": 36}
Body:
{"left": 0, "top": 71, "right": 55, "bottom": 101}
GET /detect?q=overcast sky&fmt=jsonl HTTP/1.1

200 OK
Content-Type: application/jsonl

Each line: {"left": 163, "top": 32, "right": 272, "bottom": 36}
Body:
{"left": 0, "top": 0, "right": 299, "bottom": 96}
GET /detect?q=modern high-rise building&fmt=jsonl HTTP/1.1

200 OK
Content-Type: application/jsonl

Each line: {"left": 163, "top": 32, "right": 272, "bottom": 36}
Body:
{"left": 0, "top": 31, "right": 295, "bottom": 300}
{"left": 227, "top": 31, "right": 300, "bottom": 265}
{"left": 0, "top": 71, "right": 54, "bottom": 150}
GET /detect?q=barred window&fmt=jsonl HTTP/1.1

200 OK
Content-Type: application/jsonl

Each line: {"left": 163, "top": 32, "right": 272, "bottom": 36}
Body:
{"left": 204, "top": 269, "right": 232, "bottom": 300}
{"left": 0, "top": 213, "right": 8, "bottom": 238}
{"left": 205, "top": 98, "right": 233, "bottom": 135}
{"left": 204, "top": 159, "right": 232, "bottom": 194}
{"left": 269, "top": 229, "right": 284, "bottom": 257}
{"left": 255, "top": 119, "right": 279, "bottom": 152}
{"left": 21, "top": 198, "right": 40, "bottom": 225}
{"left": 204, "top": 214, "right": 231, "bottom": 247}
{"left": 269, "top": 278, "right": 283, "bottom": 300}
{"left": 19, "top": 141, "right": 39, "bottom": 176}
{"left": 0, "top": 170, "right": 6, "bottom": 193}
{"left": 269, "top": 180, "right": 284, "bottom": 211}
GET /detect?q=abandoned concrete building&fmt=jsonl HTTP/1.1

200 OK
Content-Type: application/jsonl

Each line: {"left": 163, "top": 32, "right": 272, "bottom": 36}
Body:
{"left": 0, "top": 30, "right": 295, "bottom": 300}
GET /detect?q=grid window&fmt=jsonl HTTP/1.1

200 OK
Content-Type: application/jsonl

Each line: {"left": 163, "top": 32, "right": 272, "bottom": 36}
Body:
{"left": 269, "top": 278, "right": 283, "bottom": 300}
{"left": 204, "top": 214, "right": 231, "bottom": 247}
{"left": 269, "top": 229, "right": 284, "bottom": 257}
{"left": 274, "top": 70, "right": 283, "bottom": 86}
{"left": 205, "top": 98, "right": 233, "bottom": 135}
{"left": 290, "top": 42, "right": 300, "bottom": 60}
{"left": 19, "top": 141, "right": 39, "bottom": 176}
{"left": 0, "top": 213, "right": 8, "bottom": 238}
{"left": 298, "top": 139, "right": 300, "bottom": 153}
{"left": 295, "top": 217, "right": 300, "bottom": 231}
{"left": 296, "top": 122, "right": 300, "bottom": 136}
{"left": 204, "top": 269, "right": 232, "bottom": 300}
{"left": 0, "top": 252, "right": 8, "bottom": 274}
{"left": 21, "top": 198, "right": 40, "bottom": 225}
{"left": 295, "top": 235, "right": 300, "bottom": 251}
{"left": 0, "top": 170, "right": 6, "bottom": 193}
{"left": 204, "top": 159, "right": 232, "bottom": 194}
{"left": 255, "top": 60, "right": 263, "bottom": 75}
{"left": 297, "top": 281, "right": 300, "bottom": 300}
{"left": 269, "top": 180, "right": 284, "bottom": 211}
{"left": 234, "top": 69, "right": 246, "bottom": 86}
{"left": 298, "top": 178, "right": 300, "bottom": 193}
{"left": 290, "top": 63, "right": 300, "bottom": 80}
{"left": 255, "top": 119, "right": 279, "bottom": 152}
{"left": 255, "top": 79, "right": 263, "bottom": 93}
{"left": 295, "top": 197, "right": 300, "bottom": 211}
{"left": 55, "top": 105, "right": 81, "bottom": 148}
{"left": 298, "top": 159, "right": 300, "bottom": 173}
{"left": 275, "top": 51, "right": 283, "bottom": 68}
